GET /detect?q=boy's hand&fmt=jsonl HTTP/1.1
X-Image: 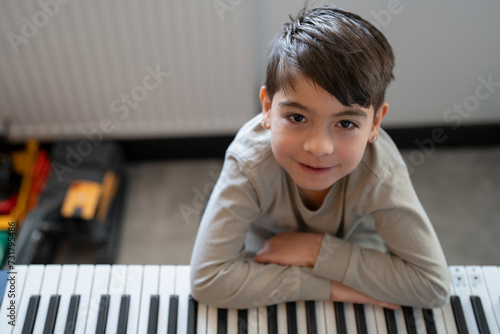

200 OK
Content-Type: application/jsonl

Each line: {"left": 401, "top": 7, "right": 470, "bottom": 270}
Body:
{"left": 255, "top": 232, "right": 399, "bottom": 310}
{"left": 254, "top": 232, "right": 324, "bottom": 267}
{"left": 331, "top": 281, "right": 400, "bottom": 310}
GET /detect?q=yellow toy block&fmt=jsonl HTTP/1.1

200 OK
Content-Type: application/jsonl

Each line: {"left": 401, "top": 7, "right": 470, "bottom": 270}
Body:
{"left": 61, "top": 180, "right": 103, "bottom": 221}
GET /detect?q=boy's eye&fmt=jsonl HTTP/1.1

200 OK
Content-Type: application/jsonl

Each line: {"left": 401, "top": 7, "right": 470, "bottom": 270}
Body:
{"left": 338, "top": 120, "right": 357, "bottom": 129}
{"left": 288, "top": 114, "right": 306, "bottom": 123}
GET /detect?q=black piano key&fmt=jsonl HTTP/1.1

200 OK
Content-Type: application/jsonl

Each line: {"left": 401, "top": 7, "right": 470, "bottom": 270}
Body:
{"left": 333, "top": 302, "right": 347, "bottom": 334}
{"left": 147, "top": 295, "right": 160, "bottom": 334}
{"left": 43, "top": 295, "right": 60, "bottom": 334}
{"left": 95, "top": 294, "right": 110, "bottom": 334}
{"left": 237, "top": 309, "right": 248, "bottom": 334}
{"left": 384, "top": 308, "right": 398, "bottom": 334}
{"left": 64, "top": 294, "right": 80, "bottom": 334}
{"left": 187, "top": 296, "right": 198, "bottom": 334}
{"left": 286, "top": 301, "right": 298, "bottom": 334}
{"left": 22, "top": 295, "right": 40, "bottom": 334}
{"left": 167, "top": 295, "right": 178, "bottom": 334}
{"left": 116, "top": 295, "right": 131, "bottom": 334}
{"left": 450, "top": 295, "right": 469, "bottom": 334}
{"left": 470, "top": 296, "right": 491, "bottom": 334}
{"left": 305, "top": 301, "right": 318, "bottom": 334}
{"left": 218, "top": 308, "right": 228, "bottom": 334}
{"left": 402, "top": 306, "right": 418, "bottom": 334}
{"left": 267, "top": 304, "right": 278, "bottom": 334}
{"left": 422, "top": 308, "right": 438, "bottom": 334}
{"left": 353, "top": 303, "right": 368, "bottom": 334}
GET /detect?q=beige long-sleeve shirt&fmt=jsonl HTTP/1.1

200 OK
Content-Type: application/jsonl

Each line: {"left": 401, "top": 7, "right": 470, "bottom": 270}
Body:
{"left": 190, "top": 115, "right": 450, "bottom": 309}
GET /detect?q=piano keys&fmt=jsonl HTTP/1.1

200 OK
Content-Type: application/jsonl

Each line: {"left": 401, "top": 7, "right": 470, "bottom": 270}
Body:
{"left": 0, "top": 265, "right": 499, "bottom": 333}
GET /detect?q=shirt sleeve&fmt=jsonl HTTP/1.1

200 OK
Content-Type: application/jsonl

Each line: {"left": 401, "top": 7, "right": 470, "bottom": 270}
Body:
{"left": 312, "top": 165, "right": 451, "bottom": 308}
{"left": 190, "top": 154, "right": 331, "bottom": 309}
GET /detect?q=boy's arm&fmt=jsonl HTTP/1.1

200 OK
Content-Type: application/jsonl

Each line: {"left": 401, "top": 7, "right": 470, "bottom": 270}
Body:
{"left": 254, "top": 233, "right": 399, "bottom": 309}
{"left": 254, "top": 231, "right": 324, "bottom": 267}
{"left": 256, "top": 167, "right": 450, "bottom": 309}
{"left": 189, "top": 156, "right": 331, "bottom": 309}
{"left": 315, "top": 168, "right": 450, "bottom": 308}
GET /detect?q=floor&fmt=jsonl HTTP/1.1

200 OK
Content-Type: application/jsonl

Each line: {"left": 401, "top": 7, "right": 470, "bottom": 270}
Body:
{"left": 116, "top": 145, "right": 500, "bottom": 267}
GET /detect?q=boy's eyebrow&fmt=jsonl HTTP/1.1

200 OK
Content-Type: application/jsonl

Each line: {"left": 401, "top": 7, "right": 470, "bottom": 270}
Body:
{"left": 278, "top": 101, "right": 368, "bottom": 119}
{"left": 278, "top": 101, "right": 310, "bottom": 111}
{"left": 336, "top": 109, "right": 368, "bottom": 119}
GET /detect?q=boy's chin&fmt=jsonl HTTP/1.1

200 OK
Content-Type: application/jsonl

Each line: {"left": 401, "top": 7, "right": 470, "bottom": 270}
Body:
{"left": 294, "top": 179, "right": 337, "bottom": 193}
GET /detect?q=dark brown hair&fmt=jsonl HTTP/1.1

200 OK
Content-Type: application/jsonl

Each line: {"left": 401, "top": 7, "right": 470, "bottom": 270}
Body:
{"left": 265, "top": 6, "right": 395, "bottom": 111}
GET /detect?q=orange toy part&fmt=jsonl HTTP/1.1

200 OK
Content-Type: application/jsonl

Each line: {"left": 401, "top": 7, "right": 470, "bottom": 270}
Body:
{"left": 61, "top": 180, "right": 103, "bottom": 221}
{"left": 1, "top": 141, "right": 41, "bottom": 230}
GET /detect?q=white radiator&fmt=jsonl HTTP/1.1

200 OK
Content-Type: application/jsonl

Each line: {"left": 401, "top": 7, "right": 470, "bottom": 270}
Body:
{"left": 0, "top": 0, "right": 260, "bottom": 140}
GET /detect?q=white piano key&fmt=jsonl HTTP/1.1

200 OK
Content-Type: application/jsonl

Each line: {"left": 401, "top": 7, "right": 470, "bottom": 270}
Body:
{"left": 124, "top": 265, "right": 143, "bottom": 334}
{"left": 197, "top": 302, "right": 208, "bottom": 334}
{"left": 394, "top": 308, "right": 407, "bottom": 334}
{"left": 158, "top": 265, "right": 175, "bottom": 333}
{"left": 32, "top": 265, "right": 61, "bottom": 334}
{"left": 277, "top": 302, "right": 289, "bottom": 334}
{"left": 296, "top": 301, "right": 308, "bottom": 333}
{"left": 0, "top": 265, "right": 28, "bottom": 334}
{"left": 247, "top": 307, "right": 258, "bottom": 334}
{"left": 51, "top": 265, "right": 78, "bottom": 334}
{"left": 137, "top": 265, "right": 159, "bottom": 333}
{"left": 373, "top": 306, "right": 388, "bottom": 334}
{"left": 105, "top": 265, "right": 127, "bottom": 334}
{"left": 84, "top": 265, "right": 111, "bottom": 334}
{"left": 413, "top": 308, "right": 427, "bottom": 334}
{"left": 467, "top": 265, "right": 500, "bottom": 334}
{"left": 483, "top": 266, "right": 500, "bottom": 330}
{"left": 12, "top": 265, "right": 45, "bottom": 334}
{"left": 431, "top": 306, "right": 451, "bottom": 334}
{"left": 258, "top": 306, "right": 268, "bottom": 334}
{"left": 175, "top": 265, "right": 191, "bottom": 334}
{"left": 323, "top": 301, "right": 338, "bottom": 334}
{"left": 364, "top": 304, "right": 378, "bottom": 334}
{"left": 315, "top": 301, "right": 327, "bottom": 334}
{"left": 450, "top": 266, "right": 479, "bottom": 334}
{"left": 206, "top": 305, "right": 218, "bottom": 334}
{"left": 344, "top": 303, "right": 357, "bottom": 333}
{"left": 73, "top": 265, "right": 95, "bottom": 334}
{"left": 227, "top": 308, "right": 238, "bottom": 333}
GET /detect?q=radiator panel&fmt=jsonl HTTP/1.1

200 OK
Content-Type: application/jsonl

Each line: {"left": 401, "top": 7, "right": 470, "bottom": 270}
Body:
{"left": 0, "top": 0, "right": 258, "bottom": 140}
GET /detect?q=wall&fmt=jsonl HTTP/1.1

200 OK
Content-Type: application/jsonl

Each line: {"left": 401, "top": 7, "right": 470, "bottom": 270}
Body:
{"left": 1, "top": 0, "right": 499, "bottom": 141}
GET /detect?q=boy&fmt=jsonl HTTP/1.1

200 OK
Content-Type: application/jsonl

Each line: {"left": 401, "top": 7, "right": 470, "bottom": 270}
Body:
{"left": 190, "top": 6, "right": 450, "bottom": 310}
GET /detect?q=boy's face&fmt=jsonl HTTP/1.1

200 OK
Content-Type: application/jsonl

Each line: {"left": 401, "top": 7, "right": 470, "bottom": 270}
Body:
{"left": 260, "top": 77, "right": 387, "bottom": 198}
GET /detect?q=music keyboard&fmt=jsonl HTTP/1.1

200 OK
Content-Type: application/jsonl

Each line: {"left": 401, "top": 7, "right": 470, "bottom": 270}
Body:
{"left": 0, "top": 265, "right": 499, "bottom": 333}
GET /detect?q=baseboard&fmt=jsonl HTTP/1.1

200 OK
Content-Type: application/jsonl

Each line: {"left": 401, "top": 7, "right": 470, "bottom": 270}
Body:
{"left": 384, "top": 123, "right": 500, "bottom": 149}
{"left": 117, "top": 123, "right": 500, "bottom": 161}
{"left": 120, "top": 136, "right": 235, "bottom": 161}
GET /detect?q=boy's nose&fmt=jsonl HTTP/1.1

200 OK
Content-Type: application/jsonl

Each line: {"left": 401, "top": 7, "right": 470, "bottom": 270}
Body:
{"left": 303, "top": 131, "right": 334, "bottom": 156}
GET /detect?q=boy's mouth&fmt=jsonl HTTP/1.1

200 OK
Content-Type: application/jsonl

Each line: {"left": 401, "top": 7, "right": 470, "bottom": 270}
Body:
{"left": 298, "top": 162, "right": 333, "bottom": 174}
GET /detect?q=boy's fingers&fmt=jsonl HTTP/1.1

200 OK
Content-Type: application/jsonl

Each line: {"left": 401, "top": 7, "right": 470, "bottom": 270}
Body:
{"left": 363, "top": 293, "right": 399, "bottom": 310}
{"left": 253, "top": 251, "right": 269, "bottom": 263}
{"left": 376, "top": 300, "right": 400, "bottom": 310}
{"left": 331, "top": 281, "right": 400, "bottom": 310}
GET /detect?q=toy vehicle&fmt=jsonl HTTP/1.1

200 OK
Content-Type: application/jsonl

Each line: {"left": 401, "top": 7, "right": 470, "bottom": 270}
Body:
{"left": 15, "top": 141, "right": 126, "bottom": 264}
{"left": 0, "top": 139, "right": 49, "bottom": 267}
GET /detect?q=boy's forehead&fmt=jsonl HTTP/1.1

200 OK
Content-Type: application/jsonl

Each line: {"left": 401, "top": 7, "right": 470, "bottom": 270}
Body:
{"left": 274, "top": 79, "right": 375, "bottom": 115}
{"left": 277, "top": 76, "right": 347, "bottom": 102}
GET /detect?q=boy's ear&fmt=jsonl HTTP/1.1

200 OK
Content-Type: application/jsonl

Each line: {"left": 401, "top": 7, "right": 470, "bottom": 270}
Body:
{"left": 260, "top": 86, "right": 271, "bottom": 129}
{"left": 369, "top": 102, "right": 389, "bottom": 142}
